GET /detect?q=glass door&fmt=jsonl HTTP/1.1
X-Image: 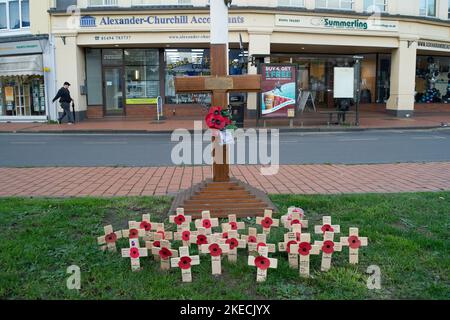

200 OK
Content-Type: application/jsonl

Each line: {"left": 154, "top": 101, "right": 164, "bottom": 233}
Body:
{"left": 103, "top": 67, "right": 124, "bottom": 115}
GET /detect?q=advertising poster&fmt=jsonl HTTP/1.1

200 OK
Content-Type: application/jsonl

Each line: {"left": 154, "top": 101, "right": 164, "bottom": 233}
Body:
{"left": 261, "top": 64, "right": 297, "bottom": 118}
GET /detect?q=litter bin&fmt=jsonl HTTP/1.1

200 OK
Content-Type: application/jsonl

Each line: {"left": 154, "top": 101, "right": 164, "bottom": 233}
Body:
{"left": 230, "top": 94, "right": 246, "bottom": 128}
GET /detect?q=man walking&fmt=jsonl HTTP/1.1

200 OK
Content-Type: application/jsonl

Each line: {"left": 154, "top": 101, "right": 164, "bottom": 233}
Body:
{"left": 53, "top": 82, "right": 74, "bottom": 125}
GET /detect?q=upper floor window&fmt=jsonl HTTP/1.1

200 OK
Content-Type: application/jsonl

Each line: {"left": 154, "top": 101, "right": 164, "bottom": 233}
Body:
{"left": 419, "top": 0, "right": 436, "bottom": 17}
{"left": 88, "top": 0, "right": 118, "bottom": 6}
{"left": 448, "top": 0, "right": 450, "bottom": 19}
{"left": 316, "top": 0, "right": 354, "bottom": 10}
{"left": 0, "top": 0, "right": 29, "bottom": 31}
{"left": 131, "top": 0, "right": 192, "bottom": 5}
{"left": 278, "top": 0, "right": 305, "bottom": 7}
{"left": 364, "top": 0, "right": 387, "bottom": 13}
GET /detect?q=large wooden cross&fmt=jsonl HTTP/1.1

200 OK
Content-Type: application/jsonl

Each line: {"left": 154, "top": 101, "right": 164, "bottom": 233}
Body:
{"left": 174, "top": 0, "right": 261, "bottom": 182}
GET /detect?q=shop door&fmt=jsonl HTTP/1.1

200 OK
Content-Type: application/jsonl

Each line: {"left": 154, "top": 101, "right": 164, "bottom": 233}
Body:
{"left": 103, "top": 67, "right": 124, "bottom": 116}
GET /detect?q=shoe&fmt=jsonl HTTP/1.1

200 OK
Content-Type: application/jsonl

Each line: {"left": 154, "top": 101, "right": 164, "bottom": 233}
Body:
{"left": 57, "top": 120, "right": 61, "bottom": 124}
{"left": 68, "top": 123, "right": 73, "bottom": 125}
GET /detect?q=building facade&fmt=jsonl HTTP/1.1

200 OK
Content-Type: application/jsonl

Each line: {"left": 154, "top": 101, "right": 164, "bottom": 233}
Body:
{"left": 0, "top": 0, "right": 58, "bottom": 122}
{"left": 3, "top": 0, "right": 449, "bottom": 122}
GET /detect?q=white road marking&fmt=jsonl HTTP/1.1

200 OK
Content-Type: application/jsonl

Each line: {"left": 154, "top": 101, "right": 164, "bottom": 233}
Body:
{"left": 82, "top": 141, "right": 128, "bottom": 145}
{"left": 412, "top": 136, "right": 446, "bottom": 140}
{"left": 338, "top": 138, "right": 379, "bottom": 142}
{"left": 10, "top": 141, "right": 47, "bottom": 145}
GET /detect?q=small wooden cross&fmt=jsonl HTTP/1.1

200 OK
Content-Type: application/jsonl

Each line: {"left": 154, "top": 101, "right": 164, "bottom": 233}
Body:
{"left": 340, "top": 227, "right": 368, "bottom": 264}
{"left": 150, "top": 239, "right": 178, "bottom": 270}
{"left": 256, "top": 209, "right": 280, "bottom": 235}
{"left": 174, "top": 226, "right": 192, "bottom": 247}
{"left": 241, "top": 227, "right": 259, "bottom": 245}
{"left": 145, "top": 223, "right": 173, "bottom": 242}
{"left": 247, "top": 233, "right": 276, "bottom": 255}
{"left": 278, "top": 225, "right": 303, "bottom": 269}
{"left": 121, "top": 239, "right": 148, "bottom": 272}
{"left": 189, "top": 227, "right": 209, "bottom": 247}
{"left": 281, "top": 207, "right": 306, "bottom": 229}
{"left": 290, "top": 233, "right": 321, "bottom": 278}
{"left": 194, "top": 211, "right": 219, "bottom": 235}
{"left": 248, "top": 246, "right": 278, "bottom": 283}
{"left": 219, "top": 230, "right": 247, "bottom": 263}
{"left": 314, "top": 231, "right": 342, "bottom": 272}
{"left": 221, "top": 214, "right": 245, "bottom": 233}
{"left": 200, "top": 240, "right": 230, "bottom": 275}
{"left": 314, "top": 216, "right": 341, "bottom": 235}
{"left": 169, "top": 208, "right": 192, "bottom": 231}
{"left": 171, "top": 246, "right": 200, "bottom": 283}
{"left": 97, "top": 225, "right": 122, "bottom": 252}
{"left": 139, "top": 214, "right": 156, "bottom": 237}
{"left": 122, "top": 221, "right": 146, "bottom": 243}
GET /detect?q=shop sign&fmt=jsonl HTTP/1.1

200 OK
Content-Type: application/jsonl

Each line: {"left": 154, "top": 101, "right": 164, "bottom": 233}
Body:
{"left": 126, "top": 98, "right": 158, "bottom": 105}
{"left": 418, "top": 41, "right": 450, "bottom": 52}
{"left": 0, "top": 40, "right": 43, "bottom": 56}
{"left": 79, "top": 14, "right": 245, "bottom": 29}
{"left": 275, "top": 15, "right": 399, "bottom": 32}
{"left": 260, "top": 64, "right": 297, "bottom": 118}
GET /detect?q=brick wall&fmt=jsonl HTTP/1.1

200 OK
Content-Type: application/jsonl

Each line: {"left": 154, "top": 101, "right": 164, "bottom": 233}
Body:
{"left": 86, "top": 106, "right": 104, "bottom": 119}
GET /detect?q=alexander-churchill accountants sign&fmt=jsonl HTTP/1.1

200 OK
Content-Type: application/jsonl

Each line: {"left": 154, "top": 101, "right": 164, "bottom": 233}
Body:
{"left": 276, "top": 15, "right": 399, "bottom": 32}
{"left": 79, "top": 15, "right": 244, "bottom": 28}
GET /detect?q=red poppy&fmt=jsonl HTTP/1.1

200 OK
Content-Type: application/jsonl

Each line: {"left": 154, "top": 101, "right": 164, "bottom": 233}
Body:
{"left": 158, "top": 247, "right": 173, "bottom": 260}
{"left": 209, "top": 106, "right": 222, "bottom": 116}
{"left": 261, "top": 217, "right": 273, "bottom": 229}
{"left": 178, "top": 256, "right": 192, "bottom": 270}
{"left": 209, "top": 244, "right": 222, "bottom": 257}
{"left": 157, "top": 231, "right": 166, "bottom": 240}
{"left": 129, "top": 247, "right": 140, "bottom": 259}
{"left": 174, "top": 215, "right": 186, "bottom": 226}
{"left": 298, "top": 242, "right": 312, "bottom": 256}
{"left": 229, "top": 222, "right": 238, "bottom": 230}
{"left": 202, "top": 219, "right": 212, "bottom": 229}
{"left": 182, "top": 230, "right": 191, "bottom": 241}
{"left": 247, "top": 235, "right": 257, "bottom": 243}
{"left": 129, "top": 228, "right": 139, "bottom": 239}
{"left": 322, "top": 240, "right": 335, "bottom": 254}
{"left": 348, "top": 236, "right": 361, "bottom": 249}
{"left": 196, "top": 235, "right": 208, "bottom": 245}
{"left": 140, "top": 221, "right": 152, "bottom": 232}
{"left": 105, "top": 232, "right": 117, "bottom": 243}
{"left": 291, "top": 219, "right": 301, "bottom": 226}
{"left": 254, "top": 256, "right": 271, "bottom": 270}
{"left": 321, "top": 224, "right": 334, "bottom": 233}
{"left": 222, "top": 232, "right": 229, "bottom": 239}
{"left": 153, "top": 241, "right": 161, "bottom": 248}
{"left": 226, "top": 238, "right": 239, "bottom": 250}
{"left": 286, "top": 240, "right": 297, "bottom": 254}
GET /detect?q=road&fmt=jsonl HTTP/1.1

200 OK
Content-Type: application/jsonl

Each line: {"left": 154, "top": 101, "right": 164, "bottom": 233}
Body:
{"left": 1, "top": 129, "right": 450, "bottom": 167}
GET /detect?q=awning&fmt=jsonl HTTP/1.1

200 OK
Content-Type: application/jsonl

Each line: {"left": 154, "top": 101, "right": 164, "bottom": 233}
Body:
{"left": 0, "top": 54, "right": 43, "bottom": 77}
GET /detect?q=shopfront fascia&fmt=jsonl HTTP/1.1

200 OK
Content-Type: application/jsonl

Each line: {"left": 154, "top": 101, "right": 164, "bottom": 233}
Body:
{"left": 0, "top": 38, "right": 53, "bottom": 122}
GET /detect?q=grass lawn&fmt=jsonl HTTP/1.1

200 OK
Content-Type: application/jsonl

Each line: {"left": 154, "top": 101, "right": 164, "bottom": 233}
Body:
{"left": 0, "top": 193, "right": 449, "bottom": 300}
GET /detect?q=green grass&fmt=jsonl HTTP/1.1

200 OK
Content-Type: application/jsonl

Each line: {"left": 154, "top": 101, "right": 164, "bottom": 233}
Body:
{"left": 0, "top": 193, "right": 449, "bottom": 300}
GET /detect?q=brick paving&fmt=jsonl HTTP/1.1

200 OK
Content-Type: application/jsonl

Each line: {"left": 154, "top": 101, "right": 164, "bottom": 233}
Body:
{"left": 0, "top": 163, "right": 449, "bottom": 197}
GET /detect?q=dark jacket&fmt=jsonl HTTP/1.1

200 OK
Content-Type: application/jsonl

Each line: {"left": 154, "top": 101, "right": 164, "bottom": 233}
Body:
{"left": 53, "top": 87, "right": 73, "bottom": 103}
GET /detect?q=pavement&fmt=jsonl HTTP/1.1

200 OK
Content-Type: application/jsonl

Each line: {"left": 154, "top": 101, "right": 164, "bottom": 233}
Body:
{"left": 0, "top": 163, "right": 449, "bottom": 197}
{"left": 1, "top": 129, "right": 450, "bottom": 167}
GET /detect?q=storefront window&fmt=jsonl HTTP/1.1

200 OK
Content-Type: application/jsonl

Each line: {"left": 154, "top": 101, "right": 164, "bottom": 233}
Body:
{"left": 0, "top": 76, "right": 46, "bottom": 116}
{"left": 377, "top": 54, "right": 391, "bottom": 103}
{"left": 125, "top": 49, "right": 160, "bottom": 105}
{"left": 165, "top": 49, "right": 211, "bottom": 105}
{"left": 415, "top": 55, "right": 450, "bottom": 103}
{"left": 86, "top": 48, "right": 102, "bottom": 105}
{"left": 360, "top": 54, "right": 377, "bottom": 103}
{"left": 102, "top": 49, "right": 123, "bottom": 66}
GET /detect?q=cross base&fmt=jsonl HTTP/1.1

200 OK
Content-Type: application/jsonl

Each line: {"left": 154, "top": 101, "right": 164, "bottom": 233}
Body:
{"left": 169, "top": 178, "right": 277, "bottom": 219}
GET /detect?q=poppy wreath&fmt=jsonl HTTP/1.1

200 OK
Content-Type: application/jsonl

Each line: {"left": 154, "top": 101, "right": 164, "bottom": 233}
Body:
{"left": 205, "top": 106, "right": 236, "bottom": 131}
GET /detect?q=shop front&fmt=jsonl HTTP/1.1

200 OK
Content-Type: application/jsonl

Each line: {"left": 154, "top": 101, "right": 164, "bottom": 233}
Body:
{"left": 0, "top": 38, "right": 52, "bottom": 122}
{"left": 84, "top": 46, "right": 248, "bottom": 119}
